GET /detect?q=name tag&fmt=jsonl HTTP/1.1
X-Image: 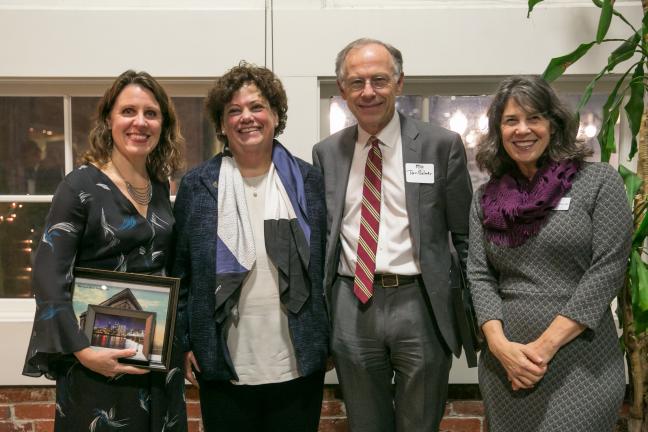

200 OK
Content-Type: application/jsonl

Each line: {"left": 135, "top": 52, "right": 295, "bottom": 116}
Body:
{"left": 553, "top": 197, "right": 571, "bottom": 211}
{"left": 405, "top": 163, "right": 435, "bottom": 183}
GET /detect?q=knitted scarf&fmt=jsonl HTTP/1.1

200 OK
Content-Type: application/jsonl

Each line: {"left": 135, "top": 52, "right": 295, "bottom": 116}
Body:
{"left": 480, "top": 159, "right": 580, "bottom": 248}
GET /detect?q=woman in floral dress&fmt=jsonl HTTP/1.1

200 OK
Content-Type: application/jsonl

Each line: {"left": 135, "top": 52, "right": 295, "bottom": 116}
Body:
{"left": 23, "top": 70, "right": 187, "bottom": 432}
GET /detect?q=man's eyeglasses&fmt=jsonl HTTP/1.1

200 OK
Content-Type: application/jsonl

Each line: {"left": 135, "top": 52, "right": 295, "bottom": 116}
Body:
{"left": 343, "top": 75, "right": 396, "bottom": 92}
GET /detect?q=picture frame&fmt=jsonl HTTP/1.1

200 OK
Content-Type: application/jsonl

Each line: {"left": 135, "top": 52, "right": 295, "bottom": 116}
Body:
{"left": 72, "top": 267, "right": 180, "bottom": 371}
{"left": 84, "top": 305, "right": 155, "bottom": 364}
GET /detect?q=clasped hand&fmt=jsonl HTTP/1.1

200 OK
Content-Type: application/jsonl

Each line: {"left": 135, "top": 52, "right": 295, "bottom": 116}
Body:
{"left": 491, "top": 338, "right": 557, "bottom": 391}
{"left": 74, "top": 347, "right": 150, "bottom": 378}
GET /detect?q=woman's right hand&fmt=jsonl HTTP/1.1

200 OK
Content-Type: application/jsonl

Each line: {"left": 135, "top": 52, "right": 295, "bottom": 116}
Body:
{"left": 74, "top": 347, "right": 150, "bottom": 378}
{"left": 184, "top": 351, "right": 200, "bottom": 388}
{"left": 481, "top": 320, "right": 546, "bottom": 390}
{"left": 490, "top": 340, "right": 547, "bottom": 389}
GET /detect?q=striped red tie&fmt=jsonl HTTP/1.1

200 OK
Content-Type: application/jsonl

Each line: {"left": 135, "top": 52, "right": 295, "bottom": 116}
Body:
{"left": 353, "top": 136, "right": 382, "bottom": 303}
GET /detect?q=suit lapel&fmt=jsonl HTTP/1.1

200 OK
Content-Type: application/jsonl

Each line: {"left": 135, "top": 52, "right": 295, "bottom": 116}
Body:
{"left": 322, "top": 127, "right": 356, "bottom": 289}
{"left": 331, "top": 127, "right": 357, "bottom": 244}
{"left": 400, "top": 113, "right": 421, "bottom": 260}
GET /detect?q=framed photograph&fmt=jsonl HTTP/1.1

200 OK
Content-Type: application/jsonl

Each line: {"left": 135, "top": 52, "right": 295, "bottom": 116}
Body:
{"left": 72, "top": 267, "right": 180, "bottom": 371}
{"left": 84, "top": 305, "right": 155, "bottom": 364}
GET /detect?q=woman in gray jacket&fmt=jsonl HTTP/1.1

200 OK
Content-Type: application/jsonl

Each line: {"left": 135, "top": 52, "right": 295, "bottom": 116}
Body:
{"left": 468, "top": 76, "right": 631, "bottom": 431}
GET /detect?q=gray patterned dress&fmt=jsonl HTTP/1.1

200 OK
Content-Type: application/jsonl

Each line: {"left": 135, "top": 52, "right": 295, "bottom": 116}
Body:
{"left": 467, "top": 162, "right": 631, "bottom": 432}
{"left": 23, "top": 164, "right": 187, "bottom": 432}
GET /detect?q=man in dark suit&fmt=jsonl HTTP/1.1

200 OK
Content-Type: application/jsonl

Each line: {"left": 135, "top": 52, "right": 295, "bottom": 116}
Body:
{"left": 312, "top": 38, "right": 473, "bottom": 432}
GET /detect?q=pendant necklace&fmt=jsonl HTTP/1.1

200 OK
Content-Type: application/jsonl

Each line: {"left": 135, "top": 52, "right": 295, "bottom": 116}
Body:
{"left": 110, "top": 161, "right": 152, "bottom": 206}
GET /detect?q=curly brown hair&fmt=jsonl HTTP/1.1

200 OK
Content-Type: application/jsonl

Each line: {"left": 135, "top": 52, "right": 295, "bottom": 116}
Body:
{"left": 83, "top": 70, "right": 184, "bottom": 181}
{"left": 476, "top": 75, "right": 591, "bottom": 178}
{"left": 205, "top": 61, "right": 287, "bottom": 146}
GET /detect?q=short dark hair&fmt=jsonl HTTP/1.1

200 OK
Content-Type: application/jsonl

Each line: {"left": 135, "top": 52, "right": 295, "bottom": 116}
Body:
{"left": 335, "top": 38, "right": 403, "bottom": 81}
{"left": 476, "top": 75, "right": 591, "bottom": 177}
{"left": 205, "top": 61, "right": 287, "bottom": 146}
{"left": 83, "top": 70, "right": 184, "bottom": 181}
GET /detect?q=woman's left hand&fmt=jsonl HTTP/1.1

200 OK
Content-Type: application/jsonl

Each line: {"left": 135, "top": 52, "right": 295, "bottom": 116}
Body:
{"left": 325, "top": 356, "right": 335, "bottom": 372}
{"left": 526, "top": 314, "right": 586, "bottom": 367}
{"left": 523, "top": 338, "right": 559, "bottom": 367}
{"left": 183, "top": 351, "right": 200, "bottom": 388}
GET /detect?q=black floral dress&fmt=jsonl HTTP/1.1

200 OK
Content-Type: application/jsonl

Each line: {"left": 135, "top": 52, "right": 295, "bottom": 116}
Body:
{"left": 23, "top": 164, "right": 187, "bottom": 432}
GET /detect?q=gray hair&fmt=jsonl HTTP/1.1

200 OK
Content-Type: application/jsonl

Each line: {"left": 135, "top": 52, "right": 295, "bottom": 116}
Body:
{"left": 335, "top": 38, "right": 403, "bottom": 81}
{"left": 476, "top": 75, "right": 591, "bottom": 177}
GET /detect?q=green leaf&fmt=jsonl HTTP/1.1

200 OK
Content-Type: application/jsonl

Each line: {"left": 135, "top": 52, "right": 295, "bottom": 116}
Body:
{"left": 599, "top": 105, "right": 620, "bottom": 162}
{"left": 527, "top": 0, "right": 544, "bottom": 18}
{"left": 632, "top": 252, "right": 648, "bottom": 334}
{"left": 597, "top": 66, "right": 634, "bottom": 161}
{"left": 637, "top": 267, "right": 648, "bottom": 312}
{"left": 578, "top": 33, "right": 642, "bottom": 112}
{"left": 633, "top": 210, "right": 648, "bottom": 247}
{"left": 596, "top": 0, "right": 614, "bottom": 43}
{"left": 635, "top": 314, "right": 648, "bottom": 335}
{"left": 618, "top": 165, "right": 642, "bottom": 207}
{"left": 608, "top": 31, "right": 641, "bottom": 67}
{"left": 542, "top": 42, "right": 596, "bottom": 82}
{"left": 630, "top": 251, "right": 640, "bottom": 295}
{"left": 624, "top": 64, "right": 645, "bottom": 161}
{"left": 594, "top": 0, "right": 640, "bottom": 33}
{"left": 576, "top": 67, "right": 608, "bottom": 113}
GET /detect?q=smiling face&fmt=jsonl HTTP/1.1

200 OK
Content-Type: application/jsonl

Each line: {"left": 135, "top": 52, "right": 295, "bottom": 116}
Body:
{"left": 222, "top": 83, "right": 278, "bottom": 160}
{"left": 500, "top": 97, "right": 552, "bottom": 179}
{"left": 338, "top": 43, "right": 403, "bottom": 135}
{"left": 108, "top": 84, "right": 162, "bottom": 163}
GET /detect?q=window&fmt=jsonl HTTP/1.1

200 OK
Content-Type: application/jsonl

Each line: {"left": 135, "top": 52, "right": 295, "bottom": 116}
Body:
{"left": 323, "top": 82, "right": 606, "bottom": 191}
{"left": 0, "top": 81, "right": 218, "bottom": 298}
{"left": 0, "top": 78, "right": 615, "bottom": 299}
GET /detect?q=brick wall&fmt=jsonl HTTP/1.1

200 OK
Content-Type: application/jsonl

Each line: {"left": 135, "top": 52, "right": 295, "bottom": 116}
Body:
{"left": 0, "top": 385, "right": 630, "bottom": 432}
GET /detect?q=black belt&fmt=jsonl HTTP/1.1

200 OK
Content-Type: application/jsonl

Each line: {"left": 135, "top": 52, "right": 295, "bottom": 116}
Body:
{"left": 338, "top": 273, "right": 421, "bottom": 288}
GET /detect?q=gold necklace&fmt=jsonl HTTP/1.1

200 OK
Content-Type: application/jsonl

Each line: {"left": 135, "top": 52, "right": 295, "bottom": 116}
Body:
{"left": 110, "top": 161, "right": 152, "bottom": 206}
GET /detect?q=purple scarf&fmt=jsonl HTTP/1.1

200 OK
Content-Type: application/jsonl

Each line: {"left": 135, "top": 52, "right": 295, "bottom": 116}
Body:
{"left": 481, "top": 160, "right": 580, "bottom": 248}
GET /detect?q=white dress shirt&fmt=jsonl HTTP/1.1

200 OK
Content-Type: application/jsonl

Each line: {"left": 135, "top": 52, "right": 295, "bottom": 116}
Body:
{"left": 338, "top": 112, "right": 421, "bottom": 276}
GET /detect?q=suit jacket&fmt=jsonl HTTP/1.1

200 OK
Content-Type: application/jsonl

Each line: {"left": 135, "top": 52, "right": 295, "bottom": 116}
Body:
{"left": 170, "top": 151, "right": 329, "bottom": 381}
{"left": 312, "top": 113, "right": 473, "bottom": 356}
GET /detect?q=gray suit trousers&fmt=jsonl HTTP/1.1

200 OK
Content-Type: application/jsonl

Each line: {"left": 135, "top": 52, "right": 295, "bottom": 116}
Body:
{"left": 331, "top": 275, "right": 452, "bottom": 432}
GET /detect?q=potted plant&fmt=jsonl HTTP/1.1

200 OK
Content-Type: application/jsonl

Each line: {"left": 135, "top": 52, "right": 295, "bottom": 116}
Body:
{"left": 527, "top": 1, "right": 647, "bottom": 430}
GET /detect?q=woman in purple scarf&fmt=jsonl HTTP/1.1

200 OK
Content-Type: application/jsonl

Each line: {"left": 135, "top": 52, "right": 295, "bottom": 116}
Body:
{"left": 467, "top": 76, "right": 631, "bottom": 431}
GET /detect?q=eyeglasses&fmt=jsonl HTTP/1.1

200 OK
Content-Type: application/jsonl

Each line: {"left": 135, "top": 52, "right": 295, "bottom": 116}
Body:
{"left": 343, "top": 75, "right": 396, "bottom": 92}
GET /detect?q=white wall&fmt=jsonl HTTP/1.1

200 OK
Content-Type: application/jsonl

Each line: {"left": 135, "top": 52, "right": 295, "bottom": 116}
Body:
{"left": 0, "top": 0, "right": 642, "bottom": 384}
{"left": 0, "top": 1, "right": 642, "bottom": 159}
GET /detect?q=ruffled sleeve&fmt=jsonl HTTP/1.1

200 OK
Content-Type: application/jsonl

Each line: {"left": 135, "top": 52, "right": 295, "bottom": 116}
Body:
{"left": 23, "top": 176, "right": 89, "bottom": 378}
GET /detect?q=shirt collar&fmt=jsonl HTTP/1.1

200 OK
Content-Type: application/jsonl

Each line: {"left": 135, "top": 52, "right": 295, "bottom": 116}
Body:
{"left": 357, "top": 110, "right": 400, "bottom": 148}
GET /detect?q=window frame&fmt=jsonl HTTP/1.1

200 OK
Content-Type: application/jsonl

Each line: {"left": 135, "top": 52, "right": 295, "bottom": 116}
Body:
{"left": 0, "top": 75, "right": 630, "bottom": 387}
{"left": 0, "top": 78, "right": 215, "bottom": 320}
